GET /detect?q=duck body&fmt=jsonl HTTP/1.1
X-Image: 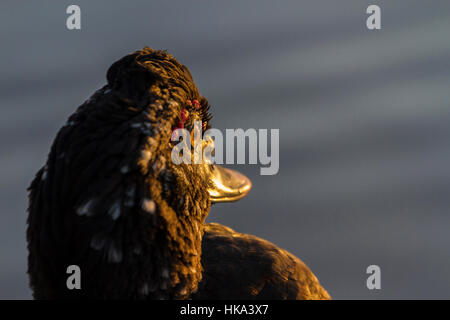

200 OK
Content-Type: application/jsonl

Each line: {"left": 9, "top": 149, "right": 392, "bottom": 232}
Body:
{"left": 195, "top": 223, "right": 330, "bottom": 300}
{"left": 26, "top": 47, "right": 330, "bottom": 300}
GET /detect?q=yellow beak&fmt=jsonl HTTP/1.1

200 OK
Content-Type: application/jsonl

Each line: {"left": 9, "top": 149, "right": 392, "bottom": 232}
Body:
{"left": 208, "top": 165, "right": 252, "bottom": 203}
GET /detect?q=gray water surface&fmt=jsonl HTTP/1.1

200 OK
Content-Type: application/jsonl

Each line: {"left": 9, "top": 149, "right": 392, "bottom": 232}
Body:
{"left": 1, "top": 0, "right": 449, "bottom": 299}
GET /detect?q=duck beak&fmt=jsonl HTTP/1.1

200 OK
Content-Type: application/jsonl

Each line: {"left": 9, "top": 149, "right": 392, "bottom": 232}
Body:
{"left": 208, "top": 165, "right": 252, "bottom": 203}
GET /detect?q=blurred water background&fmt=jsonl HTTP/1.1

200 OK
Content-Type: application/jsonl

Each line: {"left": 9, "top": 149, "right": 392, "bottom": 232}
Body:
{"left": 1, "top": 0, "right": 450, "bottom": 299}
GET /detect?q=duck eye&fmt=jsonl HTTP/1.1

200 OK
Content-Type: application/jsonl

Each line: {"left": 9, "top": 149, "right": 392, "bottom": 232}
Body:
{"left": 170, "top": 99, "right": 211, "bottom": 148}
{"left": 192, "top": 100, "right": 201, "bottom": 109}
{"left": 180, "top": 109, "right": 189, "bottom": 122}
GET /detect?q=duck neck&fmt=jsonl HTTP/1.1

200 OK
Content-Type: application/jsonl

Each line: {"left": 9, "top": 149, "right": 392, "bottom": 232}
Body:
{"left": 84, "top": 169, "right": 208, "bottom": 299}
{"left": 136, "top": 176, "right": 207, "bottom": 299}
{"left": 125, "top": 124, "right": 210, "bottom": 299}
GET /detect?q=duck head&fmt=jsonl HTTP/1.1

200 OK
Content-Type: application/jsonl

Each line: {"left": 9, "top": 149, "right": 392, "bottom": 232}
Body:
{"left": 27, "top": 47, "right": 251, "bottom": 299}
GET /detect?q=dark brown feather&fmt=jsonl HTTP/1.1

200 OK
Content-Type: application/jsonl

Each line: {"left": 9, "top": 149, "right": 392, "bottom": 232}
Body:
{"left": 194, "top": 223, "right": 331, "bottom": 300}
{"left": 27, "top": 47, "right": 330, "bottom": 300}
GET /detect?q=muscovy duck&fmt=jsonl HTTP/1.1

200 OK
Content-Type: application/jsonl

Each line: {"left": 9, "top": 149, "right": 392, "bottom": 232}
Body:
{"left": 27, "top": 47, "right": 330, "bottom": 300}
